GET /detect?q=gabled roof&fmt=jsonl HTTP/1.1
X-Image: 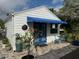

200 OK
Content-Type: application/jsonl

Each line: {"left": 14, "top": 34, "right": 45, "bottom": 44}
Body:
{"left": 17, "top": 6, "right": 61, "bottom": 20}
{"left": 13, "top": 6, "right": 46, "bottom": 15}
{"left": 6, "top": 6, "right": 64, "bottom": 23}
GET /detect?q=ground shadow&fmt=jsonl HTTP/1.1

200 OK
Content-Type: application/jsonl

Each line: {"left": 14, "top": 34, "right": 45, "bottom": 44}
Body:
{"left": 22, "top": 55, "right": 34, "bottom": 59}
{"left": 34, "top": 43, "right": 78, "bottom": 59}
{"left": 60, "top": 48, "right": 79, "bottom": 59}
{"left": 21, "top": 42, "right": 79, "bottom": 59}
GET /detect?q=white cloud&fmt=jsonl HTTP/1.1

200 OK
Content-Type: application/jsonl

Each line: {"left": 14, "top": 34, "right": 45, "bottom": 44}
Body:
{"left": 0, "top": 0, "right": 64, "bottom": 13}
{"left": 52, "top": 0, "right": 64, "bottom": 9}
{"left": 0, "top": 0, "right": 27, "bottom": 13}
{"left": 54, "top": 5, "right": 64, "bottom": 12}
{"left": 0, "top": 0, "right": 29, "bottom": 20}
{"left": 52, "top": 0, "right": 64, "bottom": 5}
{"left": 0, "top": 0, "right": 64, "bottom": 20}
{"left": 52, "top": 0, "right": 58, "bottom": 4}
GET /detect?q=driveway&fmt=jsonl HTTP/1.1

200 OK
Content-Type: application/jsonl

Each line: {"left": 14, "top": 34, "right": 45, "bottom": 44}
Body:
{"left": 60, "top": 48, "right": 79, "bottom": 59}
{"left": 35, "top": 45, "right": 79, "bottom": 59}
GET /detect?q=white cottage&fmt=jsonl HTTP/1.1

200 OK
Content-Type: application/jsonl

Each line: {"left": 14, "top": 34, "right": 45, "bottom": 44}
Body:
{"left": 5, "top": 6, "right": 66, "bottom": 50}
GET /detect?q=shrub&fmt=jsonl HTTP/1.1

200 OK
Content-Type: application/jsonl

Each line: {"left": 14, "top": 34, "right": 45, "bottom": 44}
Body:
{"left": 2, "top": 37, "right": 12, "bottom": 50}
{"left": 66, "top": 33, "right": 74, "bottom": 43}
{"left": 2, "top": 37, "right": 9, "bottom": 44}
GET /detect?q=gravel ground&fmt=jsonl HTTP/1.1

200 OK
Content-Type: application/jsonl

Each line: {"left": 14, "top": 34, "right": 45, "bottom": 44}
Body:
{"left": 0, "top": 42, "right": 79, "bottom": 59}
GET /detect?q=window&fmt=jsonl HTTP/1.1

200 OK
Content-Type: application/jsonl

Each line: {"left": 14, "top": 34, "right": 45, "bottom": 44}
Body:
{"left": 60, "top": 24, "right": 64, "bottom": 34}
{"left": 50, "top": 24, "right": 58, "bottom": 34}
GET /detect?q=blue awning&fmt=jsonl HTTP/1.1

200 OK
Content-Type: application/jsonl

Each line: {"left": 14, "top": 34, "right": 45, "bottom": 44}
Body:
{"left": 27, "top": 16, "right": 67, "bottom": 24}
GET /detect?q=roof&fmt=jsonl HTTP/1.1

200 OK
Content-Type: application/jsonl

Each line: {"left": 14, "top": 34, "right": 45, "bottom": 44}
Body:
{"left": 6, "top": 6, "right": 64, "bottom": 23}
{"left": 13, "top": 6, "right": 47, "bottom": 15}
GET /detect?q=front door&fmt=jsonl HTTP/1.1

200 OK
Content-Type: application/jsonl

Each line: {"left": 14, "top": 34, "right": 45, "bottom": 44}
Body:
{"left": 33, "top": 22, "right": 47, "bottom": 45}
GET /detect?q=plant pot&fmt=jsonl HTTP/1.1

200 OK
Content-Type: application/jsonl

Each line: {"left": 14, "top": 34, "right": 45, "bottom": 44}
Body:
{"left": 16, "top": 40, "right": 23, "bottom": 52}
{"left": 22, "top": 55, "right": 34, "bottom": 59}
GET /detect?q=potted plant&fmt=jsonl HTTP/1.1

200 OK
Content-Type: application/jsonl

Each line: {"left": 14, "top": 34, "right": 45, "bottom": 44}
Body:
{"left": 22, "top": 32, "right": 34, "bottom": 59}
{"left": 22, "top": 27, "right": 34, "bottom": 59}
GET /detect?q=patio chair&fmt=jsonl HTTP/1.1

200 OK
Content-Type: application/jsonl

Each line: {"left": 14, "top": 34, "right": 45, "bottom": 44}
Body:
{"left": 60, "top": 35, "right": 66, "bottom": 42}
{"left": 54, "top": 34, "right": 66, "bottom": 44}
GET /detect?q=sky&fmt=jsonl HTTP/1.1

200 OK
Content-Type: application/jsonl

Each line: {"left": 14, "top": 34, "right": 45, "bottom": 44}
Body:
{"left": 0, "top": 0, "right": 64, "bottom": 20}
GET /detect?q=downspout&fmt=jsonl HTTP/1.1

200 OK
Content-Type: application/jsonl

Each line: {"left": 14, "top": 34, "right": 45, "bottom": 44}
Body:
{"left": 58, "top": 24, "right": 61, "bottom": 35}
{"left": 12, "top": 14, "right": 16, "bottom": 51}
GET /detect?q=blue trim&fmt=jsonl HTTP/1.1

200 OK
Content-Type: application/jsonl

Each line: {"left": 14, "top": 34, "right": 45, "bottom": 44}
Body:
{"left": 27, "top": 16, "right": 67, "bottom": 24}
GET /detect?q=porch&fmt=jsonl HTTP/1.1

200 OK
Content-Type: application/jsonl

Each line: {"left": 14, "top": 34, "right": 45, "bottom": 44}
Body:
{"left": 27, "top": 17, "right": 67, "bottom": 45}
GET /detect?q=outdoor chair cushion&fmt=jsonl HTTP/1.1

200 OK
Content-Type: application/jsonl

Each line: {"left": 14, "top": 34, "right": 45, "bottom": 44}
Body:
{"left": 34, "top": 37, "right": 46, "bottom": 46}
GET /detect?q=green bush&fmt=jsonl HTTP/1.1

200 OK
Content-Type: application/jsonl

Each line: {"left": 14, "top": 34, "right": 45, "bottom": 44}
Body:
{"left": 66, "top": 34, "right": 74, "bottom": 43}
{"left": 2, "top": 37, "right": 9, "bottom": 44}
{"left": 2, "top": 37, "right": 12, "bottom": 50}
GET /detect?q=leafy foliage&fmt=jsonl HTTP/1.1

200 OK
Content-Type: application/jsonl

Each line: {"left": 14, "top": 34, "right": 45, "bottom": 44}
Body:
{"left": 49, "top": 3, "right": 79, "bottom": 38}
{"left": 0, "top": 19, "right": 5, "bottom": 29}
{"left": 56, "top": 5, "right": 79, "bottom": 33}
